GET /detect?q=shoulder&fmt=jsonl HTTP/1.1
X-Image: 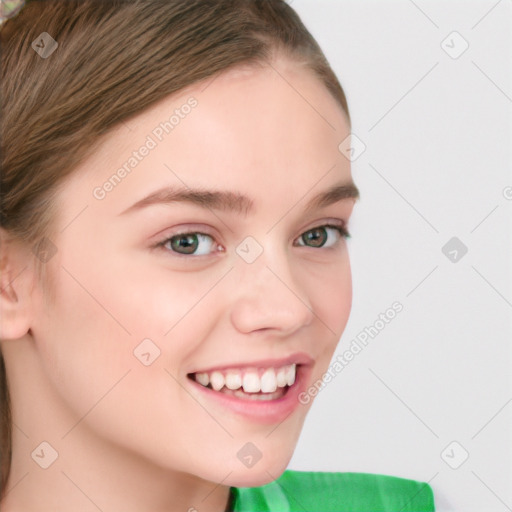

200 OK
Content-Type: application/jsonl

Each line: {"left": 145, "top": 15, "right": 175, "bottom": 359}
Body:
{"left": 230, "top": 469, "right": 435, "bottom": 511}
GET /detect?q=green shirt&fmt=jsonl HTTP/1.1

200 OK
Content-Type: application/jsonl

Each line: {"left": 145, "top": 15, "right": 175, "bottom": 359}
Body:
{"left": 230, "top": 470, "right": 435, "bottom": 511}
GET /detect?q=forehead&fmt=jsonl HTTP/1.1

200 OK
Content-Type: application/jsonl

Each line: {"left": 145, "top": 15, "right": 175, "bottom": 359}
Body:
{"left": 60, "top": 56, "right": 352, "bottom": 218}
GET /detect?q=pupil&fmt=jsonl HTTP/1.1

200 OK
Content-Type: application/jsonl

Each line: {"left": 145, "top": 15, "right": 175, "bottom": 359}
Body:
{"left": 304, "top": 228, "right": 326, "bottom": 247}
{"left": 172, "top": 234, "right": 198, "bottom": 254}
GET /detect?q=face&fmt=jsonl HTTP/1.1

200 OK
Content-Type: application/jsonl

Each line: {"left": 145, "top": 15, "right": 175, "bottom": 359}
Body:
{"left": 28, "top": 56, "right": 357, "bottom": 487}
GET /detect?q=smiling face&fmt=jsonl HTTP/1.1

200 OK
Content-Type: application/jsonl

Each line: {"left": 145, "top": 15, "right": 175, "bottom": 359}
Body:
{"left": 24, "top": 56, "right": 357, "bottom": 488}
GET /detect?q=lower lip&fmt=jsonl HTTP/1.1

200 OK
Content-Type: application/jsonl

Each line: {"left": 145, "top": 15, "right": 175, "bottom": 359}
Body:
{"left": 188, "top": 365, "right": 312, "bottom": 425}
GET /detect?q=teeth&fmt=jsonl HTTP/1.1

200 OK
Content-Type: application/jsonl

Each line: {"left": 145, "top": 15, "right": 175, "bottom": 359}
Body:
{"left": 210, "top": 371, "right": 225, "bottom": 391}
{"left": 195, "top": 373, "right": 210, "bottom": 387}
{"left": 285, "top": 364, "right": 296, "bottom": 386}
{"left": 242, "top": 371, "right": 261, "bottom": 393}
{"left": 193, "top": 363, "right": 297, "bottom": 394}
{"left": 232, "top": 387, "right": 284, "bottom": 401}
{"left": 260, "top": 368, "right": 277, "bottom": 393}
{"left": 225, "top": 371, "right": 242, "bottom": 390}
{"left": 276, "top": 368, "right": 287, "bottom": 388}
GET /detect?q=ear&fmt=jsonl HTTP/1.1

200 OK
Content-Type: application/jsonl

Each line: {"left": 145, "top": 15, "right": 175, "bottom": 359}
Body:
{"left": 0, "top": 228, "right": 34, "bottom": 340}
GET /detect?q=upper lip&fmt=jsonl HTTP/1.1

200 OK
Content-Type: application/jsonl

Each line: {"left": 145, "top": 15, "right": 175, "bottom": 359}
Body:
{"left": 188, "top": 352, "right": 314, "bottom": 374}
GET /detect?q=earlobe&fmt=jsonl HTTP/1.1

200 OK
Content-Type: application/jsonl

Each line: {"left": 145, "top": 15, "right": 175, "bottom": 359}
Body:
{"left": 0, "top": 228, "right": 33, "bottom": 341}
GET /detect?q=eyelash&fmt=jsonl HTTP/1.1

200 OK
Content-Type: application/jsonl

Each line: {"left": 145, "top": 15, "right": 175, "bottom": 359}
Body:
{"left": 154, "top": 222, "right": 351, "bottom": 258}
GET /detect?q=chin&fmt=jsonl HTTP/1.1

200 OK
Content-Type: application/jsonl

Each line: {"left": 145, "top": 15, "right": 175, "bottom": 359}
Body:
{"left": 223, "top": 451, "right": 293, "bottom": 488}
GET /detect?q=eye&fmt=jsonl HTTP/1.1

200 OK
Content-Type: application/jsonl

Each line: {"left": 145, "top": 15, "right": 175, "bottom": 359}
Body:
{"left": 295, "top": 223, "right": 350, "bottom": 249}
{"left": 158, "top": 232, "right": 218, "bottom": 256}
{"left": 155, "top": 222, "right": 350, "bottom": 257}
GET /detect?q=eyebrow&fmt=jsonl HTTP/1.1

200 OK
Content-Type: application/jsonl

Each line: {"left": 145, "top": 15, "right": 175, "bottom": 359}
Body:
{"left": 119, "top": 181, "right": 360, "bottom": 217}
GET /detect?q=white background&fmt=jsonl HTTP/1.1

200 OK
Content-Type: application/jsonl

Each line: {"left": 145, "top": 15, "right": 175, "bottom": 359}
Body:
{"left": 287, "top": 1, "right": 512, "bottom": 511}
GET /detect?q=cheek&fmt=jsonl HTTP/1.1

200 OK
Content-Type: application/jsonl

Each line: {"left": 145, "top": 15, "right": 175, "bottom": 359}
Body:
{"left": 30, "top": 244, "right": 223, "bottom": 419}
{"left": 30, "top": 266, "right": 135, "bottom": 418}
{"left": 306, "top": 253, "right": 353, "bottom": 331}
{"left": 29, "top": 259, "right": 222, "bottom": 471}
{"left": 302, "top": 254, "right": 353, "bottom": 371}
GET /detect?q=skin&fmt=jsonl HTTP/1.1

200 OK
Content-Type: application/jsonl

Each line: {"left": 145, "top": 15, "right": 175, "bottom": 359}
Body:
{"left": 0, "top": 55, "right": 357, "bottom": 511}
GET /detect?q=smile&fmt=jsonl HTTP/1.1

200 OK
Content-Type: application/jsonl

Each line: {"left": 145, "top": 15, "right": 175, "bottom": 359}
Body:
{"left": 189, "top": 364, "right": 296, "bottom": 401}
{"left": 186, "top": 355, "right": 314, "bottom": 423}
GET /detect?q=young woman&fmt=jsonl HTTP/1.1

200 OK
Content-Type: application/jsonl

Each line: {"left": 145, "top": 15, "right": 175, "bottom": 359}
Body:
{"left": 0, "top": 1, "right": 435, "bottom": 510}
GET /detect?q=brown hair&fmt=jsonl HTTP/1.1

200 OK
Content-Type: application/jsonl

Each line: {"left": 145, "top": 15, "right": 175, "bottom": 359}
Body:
{"left": 0, "top": 0, "right": 350, "bottom": 496}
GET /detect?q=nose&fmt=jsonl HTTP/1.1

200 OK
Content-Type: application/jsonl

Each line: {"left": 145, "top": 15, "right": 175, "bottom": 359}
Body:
{"left": 229, "top": 245, "right": 315, "bottom": 337}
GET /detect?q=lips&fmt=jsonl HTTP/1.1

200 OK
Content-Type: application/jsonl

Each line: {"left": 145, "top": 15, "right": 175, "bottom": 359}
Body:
{"left": 186, "top": 354, "right": 313, "bottom": 422}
